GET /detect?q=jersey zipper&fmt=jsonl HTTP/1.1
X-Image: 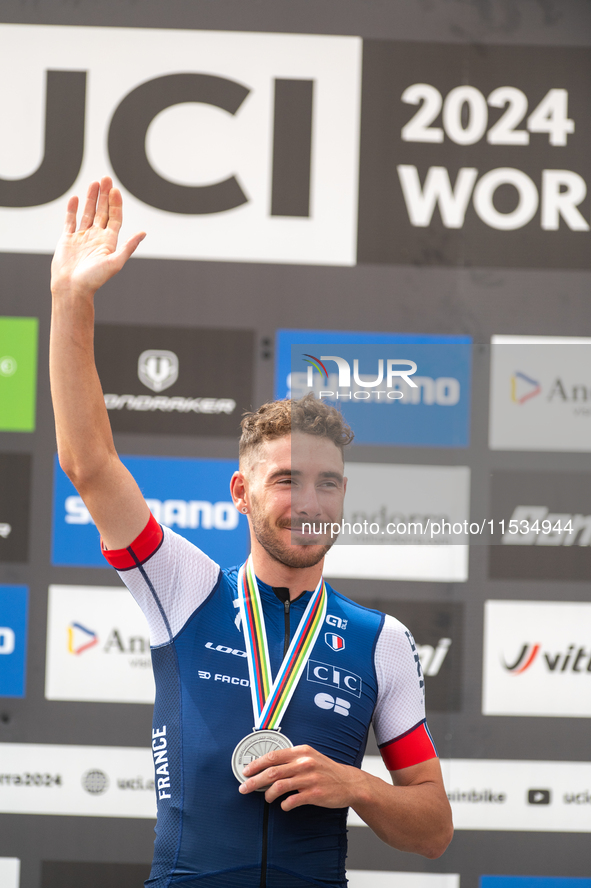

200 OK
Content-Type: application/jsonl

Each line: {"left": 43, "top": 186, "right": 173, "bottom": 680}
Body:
{"left": 260, "top": 597, "right": 291, "bottom": 887}
{"left": 283, "top": 598, "right": 291, "bottom": 657}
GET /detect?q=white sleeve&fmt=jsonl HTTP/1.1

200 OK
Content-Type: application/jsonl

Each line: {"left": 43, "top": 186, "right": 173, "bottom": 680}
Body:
{"left": 372, "top": 614, "right": 435, "bottom": 770}
{"left": 103, "top": 518, "right": 220, "bottom": 646}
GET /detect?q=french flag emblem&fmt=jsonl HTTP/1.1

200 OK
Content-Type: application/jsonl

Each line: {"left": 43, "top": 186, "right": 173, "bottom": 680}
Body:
{"left": 325, "top": 633, "right": 345, "bottom": 651}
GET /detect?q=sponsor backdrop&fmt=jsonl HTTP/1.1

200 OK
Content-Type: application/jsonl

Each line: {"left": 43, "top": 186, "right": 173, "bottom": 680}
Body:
{"left": 0, "top": 2, "right": 590, "bottom": 887}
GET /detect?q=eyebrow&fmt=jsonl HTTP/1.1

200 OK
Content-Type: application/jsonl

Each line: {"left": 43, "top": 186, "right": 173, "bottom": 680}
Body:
{"left": 268, "top": 468, "right": 344, "bottom": 482}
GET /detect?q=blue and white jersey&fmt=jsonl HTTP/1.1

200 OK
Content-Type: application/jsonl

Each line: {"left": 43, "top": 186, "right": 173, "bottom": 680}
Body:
{"left": 104, "top": 515, "right": 437, "bottom": 888}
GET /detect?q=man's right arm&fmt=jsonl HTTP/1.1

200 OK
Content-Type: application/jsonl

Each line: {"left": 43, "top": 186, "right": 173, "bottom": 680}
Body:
{"left": 50, "top": 176, "right": 149, "bottom": 550}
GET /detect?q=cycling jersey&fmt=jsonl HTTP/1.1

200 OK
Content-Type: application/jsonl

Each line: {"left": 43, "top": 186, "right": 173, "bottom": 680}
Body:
{"left": 103, "top": 515, "right": 437, "bottom": 888}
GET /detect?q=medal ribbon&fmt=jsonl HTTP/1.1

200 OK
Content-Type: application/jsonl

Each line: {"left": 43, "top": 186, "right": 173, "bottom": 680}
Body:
{"left": 237, "top": 555, "right": 327, "bottom": 731}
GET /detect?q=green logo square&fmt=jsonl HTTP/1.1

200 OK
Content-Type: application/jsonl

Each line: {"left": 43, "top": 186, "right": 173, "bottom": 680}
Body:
{"left": 0, "top": 317, "right": 38, "bottom": 431}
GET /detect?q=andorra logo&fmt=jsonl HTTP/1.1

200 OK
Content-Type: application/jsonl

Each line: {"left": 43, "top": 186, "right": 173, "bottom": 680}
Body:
{"left": 511, "top": 371, "right": 541, "bottom": 405}
{"left": 138, "top": 349, "right": 179, "bottom": 393}
{"left": 68, "top": 621, "right": 99, "bottom": 655}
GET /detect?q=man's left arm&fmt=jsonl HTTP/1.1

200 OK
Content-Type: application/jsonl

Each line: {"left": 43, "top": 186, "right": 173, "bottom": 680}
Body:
{"left": 239, "top": 744, "right": 452, "bottom": 859}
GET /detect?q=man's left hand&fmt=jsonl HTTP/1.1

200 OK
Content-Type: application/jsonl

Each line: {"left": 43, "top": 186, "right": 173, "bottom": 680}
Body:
{"left": 238, "top": 744, "right": 360, "bottom": 811}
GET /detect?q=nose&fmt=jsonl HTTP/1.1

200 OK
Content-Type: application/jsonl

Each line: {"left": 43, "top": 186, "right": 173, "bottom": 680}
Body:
{"left": 292, "top": 482, "right": 322, "bottom": 519}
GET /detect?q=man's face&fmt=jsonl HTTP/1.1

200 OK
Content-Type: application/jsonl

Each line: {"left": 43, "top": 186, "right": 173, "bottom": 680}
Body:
{"left": 244, "top": 433, "right": 346, "bottom": 570}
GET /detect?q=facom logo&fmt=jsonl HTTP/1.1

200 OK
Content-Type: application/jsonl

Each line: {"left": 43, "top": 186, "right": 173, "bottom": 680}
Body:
{"left": 137, "top": 350, "right": 179, "bottom": 393}
{"left": 511, "top": 371, "right": 541, "bottom": 404}
{"left": 503, "top": 642, "right": 591, "bottom": 675}
{"left": 65, "top": 494, "right": 239, "bottom": 531}
{"left": 68, "top": 622, "right": 98, "bottom": 655}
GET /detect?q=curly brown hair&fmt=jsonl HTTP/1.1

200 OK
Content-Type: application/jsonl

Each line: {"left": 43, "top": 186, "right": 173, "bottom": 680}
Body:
{"left": 239, "top": 394, "right": 354, "bottom": 465}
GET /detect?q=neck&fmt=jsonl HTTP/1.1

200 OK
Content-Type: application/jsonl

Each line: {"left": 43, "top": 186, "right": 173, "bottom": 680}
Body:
{"left": 249, "top": 546, "right": 324, "bottom": 600}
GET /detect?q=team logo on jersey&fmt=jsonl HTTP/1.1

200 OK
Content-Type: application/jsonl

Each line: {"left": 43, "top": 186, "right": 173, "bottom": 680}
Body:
{"left": 137, "top": 350, "right": 179, "bottom": 392}
{"left": 325, "top": 632, "right": 345, "bottom": 651}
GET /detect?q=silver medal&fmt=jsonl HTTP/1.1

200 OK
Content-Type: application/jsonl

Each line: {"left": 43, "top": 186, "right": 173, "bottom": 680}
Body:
{"left": 232, "top": 729, "right": 294, "bottom": 791}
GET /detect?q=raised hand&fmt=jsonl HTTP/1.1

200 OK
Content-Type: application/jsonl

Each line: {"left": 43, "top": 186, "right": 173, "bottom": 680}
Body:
{"left": 51, "top": 176, "right": 146, "bottom": 297}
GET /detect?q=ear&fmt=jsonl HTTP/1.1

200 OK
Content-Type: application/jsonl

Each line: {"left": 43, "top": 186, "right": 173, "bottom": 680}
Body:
{"left": 230, "top": 470, "right": 248, "bottom": 514}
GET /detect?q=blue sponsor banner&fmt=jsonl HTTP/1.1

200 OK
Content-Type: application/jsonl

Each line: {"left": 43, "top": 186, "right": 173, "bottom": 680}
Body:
{"left": 275, "top": 330, "right": 472, "bottom": 447}
{"left": 0, "top": 585, "right": 29, "bottom": 697}
{"left": 481, "top": 879, "right": 591, "bottom": 888}
{"left": 52, "top": 454, "right": 249, "bottom": 568}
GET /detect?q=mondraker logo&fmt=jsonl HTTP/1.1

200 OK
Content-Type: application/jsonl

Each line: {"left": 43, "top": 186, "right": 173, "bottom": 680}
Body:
{"left": 67, "top": 622, "right": 98, "bottom": 656}
{"left": 137, "top": 350, "right": 179, "bottom": 393}
{"left": 511, "top": 371, "right": 541, "bottom": 405}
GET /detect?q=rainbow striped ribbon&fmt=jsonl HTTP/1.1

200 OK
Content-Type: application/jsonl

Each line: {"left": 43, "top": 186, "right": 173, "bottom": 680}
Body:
{"left": 237, "top": 556, "right": 327, "bottom": 732}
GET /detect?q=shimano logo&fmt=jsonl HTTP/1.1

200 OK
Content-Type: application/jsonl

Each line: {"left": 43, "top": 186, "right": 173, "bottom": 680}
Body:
{"left": 138, "top": 349, "right": 179, "bottom": 393}
{"left": 104, "top": 394, "right": 236, "bottom": 414}
{"left": 65, "top": 495, "right": 239, "bottom": 531}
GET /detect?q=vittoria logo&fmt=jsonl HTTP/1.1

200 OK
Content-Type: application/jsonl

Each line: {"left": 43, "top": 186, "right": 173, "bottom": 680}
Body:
{"left": 483, "top": 600, "right": 591, "bottom": 717}
{"left": 503, "top": 642, "right": 591, "bottom": 675}
{"left": 137, "top": 350, "right": 179, "bottom": 393}
{"left": 325, "top": 633, "right": 345, "bottom": 651}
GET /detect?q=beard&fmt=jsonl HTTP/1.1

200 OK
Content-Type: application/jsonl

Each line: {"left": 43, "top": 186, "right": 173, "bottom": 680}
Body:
{"left": 248, "top": 501, "right": 335, "bottom": 570}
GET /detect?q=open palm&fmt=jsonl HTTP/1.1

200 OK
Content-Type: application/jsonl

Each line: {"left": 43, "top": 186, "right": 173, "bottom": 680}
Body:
{"left": 51, "top": 176, "right": 145, "bottom": 295}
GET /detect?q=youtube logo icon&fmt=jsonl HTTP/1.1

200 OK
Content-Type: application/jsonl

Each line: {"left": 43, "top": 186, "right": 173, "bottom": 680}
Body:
{"left": 528, "top": 789, "right": 551, "bottom": 806}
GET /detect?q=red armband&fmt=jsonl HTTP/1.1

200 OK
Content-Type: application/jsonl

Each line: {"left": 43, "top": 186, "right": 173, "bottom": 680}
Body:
{"left": 379, "top": 720, "right": 438, "bottom": 771}
{"left": 101, "top": 513, "right": 163, "bottom": 570}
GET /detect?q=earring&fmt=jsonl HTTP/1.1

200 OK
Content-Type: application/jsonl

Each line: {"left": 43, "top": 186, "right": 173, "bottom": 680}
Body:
{"left": 243, "top": 507, "right": 248, "bottom": 513}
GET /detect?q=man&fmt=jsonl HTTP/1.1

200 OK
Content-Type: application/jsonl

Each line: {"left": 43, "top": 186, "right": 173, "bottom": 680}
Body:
{"left": 50, "top": 177, "right": 453, "bottom": 888}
